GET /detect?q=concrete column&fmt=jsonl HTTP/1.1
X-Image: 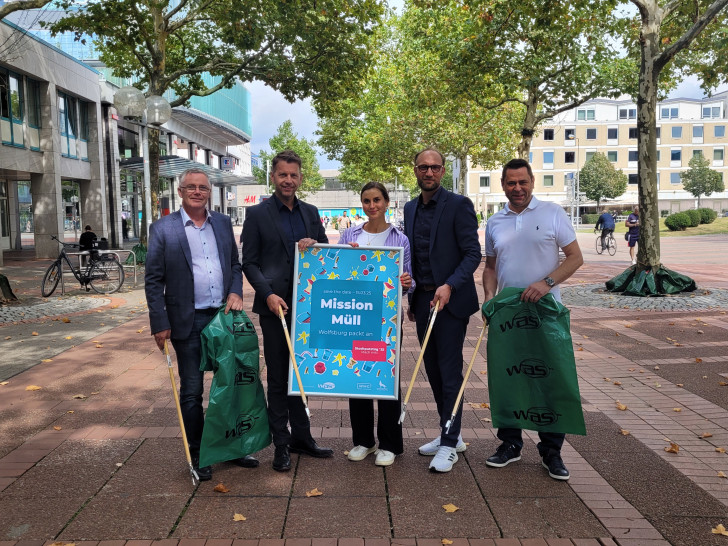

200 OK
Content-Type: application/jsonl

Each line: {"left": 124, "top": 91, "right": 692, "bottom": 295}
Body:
{"left": 80, "top": 101, "right": 108, "bottom": 240}
{"left": 33, "top": 81, "right": 64, "bottom": 259}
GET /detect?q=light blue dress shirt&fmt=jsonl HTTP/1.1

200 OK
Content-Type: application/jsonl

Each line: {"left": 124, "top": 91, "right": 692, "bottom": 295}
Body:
{"left": 179, "top": 207, "right": 224, "bottom": 309}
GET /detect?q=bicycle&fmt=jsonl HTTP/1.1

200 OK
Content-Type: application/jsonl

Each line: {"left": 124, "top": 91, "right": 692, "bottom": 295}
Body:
{"left": 41, "top": 235, "right": 125, "bottom": 297}
{"left": 594, "top": 230, "right": 617, "bottom": 256}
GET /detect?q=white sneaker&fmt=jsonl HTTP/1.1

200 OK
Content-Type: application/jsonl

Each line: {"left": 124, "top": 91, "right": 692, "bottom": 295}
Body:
{"left": 348, "top": 445, "right": 376, "bottom": 461}
{"left": 429, "top": 446, "right": 458, "bottom": 472}
{"left": 374, "top": 449, "right": 395, "bottom": 466}
{"left": 418, "top": 435, "right": 467, "bottom": 456}
{"left": 631, "top": 259, "right": 637, "bottom": 265}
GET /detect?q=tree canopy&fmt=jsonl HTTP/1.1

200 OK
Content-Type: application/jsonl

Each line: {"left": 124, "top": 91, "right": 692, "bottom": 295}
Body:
{"left": 681, "top": 153, "right": 725, "bottom": 207}
{"left": 253, "top": 120, "right": 324, "bottom": 196}
{"left": 579, "top": 153, "right": 629, "bottom": 210}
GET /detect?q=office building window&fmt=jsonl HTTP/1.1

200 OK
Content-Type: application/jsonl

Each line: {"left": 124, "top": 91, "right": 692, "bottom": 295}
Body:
{"left": 715, "top": 125, "right": 726, "bottom": 138}
{"left": 58, "top": 91, "right": 79, "bottom": 158}
{"left": 672, "top": 126, "right": 682, "bottom": 139}
{"left": 628, "top": 173, "right": 638, "bottom": 184}
{"left": 693, "top": 149, "right": 703, "bottom": 158}
{"left": 715, "top": 148, "right": 724, "bottom": 161}
{"left": 671, "top": 149, "right": 681, "bottom": 161}
{"left": 607, "top": 127, "right": 618, "bottom": 139}
{"left": 543, "top": 128, "right": 554, "bottom": 141}
{"left": 657, "top": 150, "right": 661, "bottom": 161}
{"left": 703, "top": 106, "right": 721, "bottom": 118}
{"left": 628, "top": 127, "right": 638, "bottom": 139}
{"left": 661, "top": 107, "right": 679, "bottom": 119}
{"left": 619, "top": 108, "right": 636, "bottom": 119}
{"left": 543, "top": 151, "right": 554, "bottom": 164}
{"left": 607, "top": 151, "right": 617, "bottom": 162}
{"left": 543, "top": 174, "right": 554, "bottom": 187}
{"left": 656, "top": 127, "right": 661, "bottom": 138}
{"left": 670, "top": 172, "right": 681, "bottom": 184}
{"left": 585, "top": 151, "right": 595, "bottom": 162}
{"left": 586, "top": 128, "right": 597, "bottom": 140}
{"left": 479, "top": 175, "right": 490, "bottom": 188}
{"left": 564, "top": 128, "right": 575, "bottom": 141}
{"left": 0, "top": 70, "right": 25, "bottom": 147}
{"left": 693, "top": 125, "right": 703, "bottom": 138}
{"left": 529, "top": 152, "right": 533, "bottom": 163}
{"left": 27, "top": 79, "right": 41, "bottom": 128}
{"left": 628, "top": 150, "right": 638, "bottom": 161}
{"left": 577, "top": 108, "right": 595, "bottom": 121}
{"left": 79, "top": 103, "right": 89, "bottom": 141}
{"left": 564, "top": 151, "right": 575, "bottom": 163}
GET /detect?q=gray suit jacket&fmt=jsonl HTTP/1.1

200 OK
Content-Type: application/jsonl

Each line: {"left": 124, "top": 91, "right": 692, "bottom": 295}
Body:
{"left": 242, "top": 196, "right": 327, "bottom": 317}
{"left": 145, "top": 209, "right": 242, "bottom": 339}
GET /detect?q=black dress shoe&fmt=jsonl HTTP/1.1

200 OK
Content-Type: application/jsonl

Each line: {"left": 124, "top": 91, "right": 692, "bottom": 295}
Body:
{"left": 231, "top": 455, "right": 259, "bottom": 468}
{"left": 289, "top": 438, "right": 334, "bottom": 458}
{"left": 272, "top": 445, "right": 291, "bottom": 472}
{"left": 191, "top": 455, "right": 212, "bottom": 481}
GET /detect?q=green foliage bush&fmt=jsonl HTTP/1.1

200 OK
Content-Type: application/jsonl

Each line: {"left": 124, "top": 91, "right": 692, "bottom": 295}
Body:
{"left": 582, "top": 213, "right": 600, "bottom": 224}
{"left": 664, "top": 212, "right": 691, "bottom": 231}
{"left": 697, "top": 207, "right": 717, "bottom": 224}
{"left": 685, "top": 209, "right": 701, "bottom": 227}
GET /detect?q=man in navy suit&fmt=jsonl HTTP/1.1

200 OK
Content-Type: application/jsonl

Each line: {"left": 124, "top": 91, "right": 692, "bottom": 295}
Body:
{"left": 243, "top": 150, "right": 334, "bottom": 472}
{"left": 145, "top": 168, "right": 258, "bottom": 481}
{"left": 404, "top": 148, "right": 481, "bottom": 473}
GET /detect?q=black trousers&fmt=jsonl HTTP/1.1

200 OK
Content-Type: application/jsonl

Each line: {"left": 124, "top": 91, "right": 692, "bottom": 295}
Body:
{"left": 349, "top": 391, "right": 403, "bottom": 455}
{"left": 411, "top": 288, "right": 468, "bottom": 448}
{"left": 497, "top": 428, "right": 565, "bottom": 459}
{"left": 600, "top": 228, "right": 614, "bottom": 249}
{"left": 259, "top": 314, "right": 313, "bottom": 447}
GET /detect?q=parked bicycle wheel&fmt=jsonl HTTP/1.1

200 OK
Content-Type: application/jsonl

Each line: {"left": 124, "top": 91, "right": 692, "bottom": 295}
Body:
{"left": 595, "top": 236, "right": 604, "bottom": 255}
{"left": 88, "top": 259, "right": 125, "bottom": 294}
{"left": 607, "top": 235, "right": 617, "bottom": 256}
{"left": 41, "top": 261, "right": 61, "bottom": 297}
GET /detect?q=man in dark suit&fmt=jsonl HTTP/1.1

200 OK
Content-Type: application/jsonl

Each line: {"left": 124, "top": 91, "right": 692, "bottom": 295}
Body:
{"left": 145, "top": 168, "right": 258, "bottom": 481}
{"left": 243, "top": 150, "right": 334, "bottom": 472}
{"left": 404, "top": 147, "right": 482, "bottom": 473}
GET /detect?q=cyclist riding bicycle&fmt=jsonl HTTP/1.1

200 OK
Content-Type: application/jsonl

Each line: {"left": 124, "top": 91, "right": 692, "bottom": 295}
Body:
{"left": 594, "top": 211, "right": 615, "bottom": 251}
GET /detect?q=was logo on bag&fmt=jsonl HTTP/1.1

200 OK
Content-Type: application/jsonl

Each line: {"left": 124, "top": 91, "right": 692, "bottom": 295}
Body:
{"left": 225, "top": 413, "right": 259, "bottom": 439}
{"left": 512, "top": 407, "right": 560, "bottom": 426}
{"left": 505, "top": 358, "right": 551, "bottom": 378}
{"left": 234, "top": 368, "right": 258, "bottom": 386}
{"left": 498, "top": 310, "right": 541, "bottom": 332}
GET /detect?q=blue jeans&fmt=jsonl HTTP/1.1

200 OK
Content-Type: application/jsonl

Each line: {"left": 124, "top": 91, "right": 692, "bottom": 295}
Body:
{"left": 170, "top": 309, "right": 216, "bottom": 456}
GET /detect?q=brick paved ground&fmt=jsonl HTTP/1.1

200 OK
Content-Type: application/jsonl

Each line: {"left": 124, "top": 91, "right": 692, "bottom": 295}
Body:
{"left": 0, "top": 230, "right": 727, "bottom": 546}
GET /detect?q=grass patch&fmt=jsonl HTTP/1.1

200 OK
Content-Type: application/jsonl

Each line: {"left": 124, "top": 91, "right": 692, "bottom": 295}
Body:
{"left": 580, "top": 216, "right": 728, "bottom": 236}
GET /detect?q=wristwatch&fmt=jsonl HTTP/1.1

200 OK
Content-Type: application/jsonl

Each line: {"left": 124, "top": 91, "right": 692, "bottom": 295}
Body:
{"left": 543, "top": 276, "right": 556, "bottom": 287}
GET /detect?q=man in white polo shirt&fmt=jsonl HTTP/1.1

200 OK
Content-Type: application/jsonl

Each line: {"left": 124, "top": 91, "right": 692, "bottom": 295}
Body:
{"left": 482, "top": 158, "right": 583, "bottom": 480}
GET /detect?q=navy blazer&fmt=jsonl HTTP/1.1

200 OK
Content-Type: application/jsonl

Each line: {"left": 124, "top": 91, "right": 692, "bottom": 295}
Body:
{"left": 242, "top": 196, "right": 327, "bottom": 317}
{"left": 404, "top": 187, "right": 481, "bottom": 319}
{"left": 145, "top": 210, "right": 243, "bottom": 339}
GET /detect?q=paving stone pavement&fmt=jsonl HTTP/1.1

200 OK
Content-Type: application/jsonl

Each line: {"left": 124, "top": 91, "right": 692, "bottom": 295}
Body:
{"left": 1, "top": 232, "right": 728, "bottom": 546}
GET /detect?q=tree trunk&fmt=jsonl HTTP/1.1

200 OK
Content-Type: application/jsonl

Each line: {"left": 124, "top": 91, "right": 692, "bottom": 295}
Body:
{"left": 149, "top": 127, "right": 161, "bottom": 222}
{"left": 636, "top": 3, "right": 662, "bottom": 270}
{"left": 517, "top": 89, "right": 538, "bottom": 159}
{"left": 457, "top": 152, "right": 468, "bottom": 196}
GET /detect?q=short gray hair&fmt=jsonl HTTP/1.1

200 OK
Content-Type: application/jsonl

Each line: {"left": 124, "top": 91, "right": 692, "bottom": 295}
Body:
{"left": 179, "top": 168, "right": 210, "bottom": 187}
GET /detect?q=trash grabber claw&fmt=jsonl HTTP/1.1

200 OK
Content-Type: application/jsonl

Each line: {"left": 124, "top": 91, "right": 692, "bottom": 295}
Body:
{"left": 164, "top": 340, "right": 199, "bottom": 485}
{"left": 445, "top": 320, "right": 487, "bottom": 434}
{"left": 278, "top": 306, "right": 311, "bottom": 417}
{"left": 399, "top": 300, "right": 440, "bottom": 424}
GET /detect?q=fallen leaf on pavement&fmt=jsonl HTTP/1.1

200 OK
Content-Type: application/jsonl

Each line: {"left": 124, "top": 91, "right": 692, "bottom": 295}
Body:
{"left": 65, "top": 336, "right": 72, "bottom": 340}
{"left": 42, "top": 359, "right": 52, "bottom": 362}
{"left": 664, "top": 443, "right": 680, "bottom": 454}
{"left": 677, "top": 384, "right": 684, "bottom": 387}
{"left": 624, "top": 324, "right": 632, "bottom": 328}
{"left": 577, "top": 347, "right": 584, "bottom": 351}
{"left": 50, "top": 542, "right": 76, "bottom": 546}
{"left": 713, "top": 524, "right": 728, "bottom": 536}
{"left": 620, "top": 429, "right": 630, "bottom": 436}
{"left": 53, "top": 426, "right": 62, "bottom": 430}
{"left": 480, "top": 417, "right": 492, "bottom": 422}
{"left": 673, "top": 408, "right": 682, "bottom": 412}
{"left": 442, "top": 540, "right": 453, "bottom": 545}
{"left": 31, "top": 332, "right": 39, "bottom": 336}
{"left": 628, "top": 368, "right": 635, "bottom": 371}
{"left": 72, "top": 394, "right": 87, "bottom": 400}
{"left": 719, "top": 382, "right": 728, "bottom": 387}
{"left": 4, "top": 336, "right": 10, "bottom": 340}
{"left": 613, "top": 381, "right": 622, "bottom": 386}
{"left": 306, "top": 488, "right": 323, "bottom": 497}
{"left": 95, "top": 344, "right": 103, "bottom": 348}
{"left": 61, "top": 317, "right": 71, "bottom": 323}
{"left": 442, "top": 503, "right": 459, "bottom": 513}
{"left": 0, "top": 381, "right": 8, "bottom": 386}
{"left": 718, "top": 472, "right": 727, "bottom": 478}
{"left": 701, "top": 433, "right": 713, "bottom": 439}
{"left": 615, "top": 401, "right": 628, "bottom": 411}
{"left": 716, "top": 448, "right": 726, "bottom": 453}
{"left": 26, "top": 385, "right": 42, "bottom": 391}
{"left": 67, "top": 410, "right": 74, "bottom": 414}
{"left": 214, "top": 483, "right": 230, "bottom": 493}
{"left": 696, "top": 358, "right": 703, "bottom": 363}
{"left": 654, "top": 366, "right": 660, "bottom": 370}
{"left": 233, "top": 513, "right": 246, "bottom": 521}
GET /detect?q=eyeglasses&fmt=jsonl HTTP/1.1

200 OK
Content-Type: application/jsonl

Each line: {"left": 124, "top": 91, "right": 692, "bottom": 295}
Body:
{"left": 416, "top": 164, "right": 443, "bottom": 173}
{"left": 180, "top": 185, "right": 211, "bottom": 193}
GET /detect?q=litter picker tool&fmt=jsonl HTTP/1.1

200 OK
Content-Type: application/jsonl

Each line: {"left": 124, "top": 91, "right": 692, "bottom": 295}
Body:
{"left": 445, "top": 319, "right": 487, "bottom": 434}
{"left": 164, "top": 340, "right": 199, "bottom": 485}
{"left": 278, "top": 306, "right": 311, "bottom": 417}
{"left": 399, "top": 300, "right": 440, "bottom": 424}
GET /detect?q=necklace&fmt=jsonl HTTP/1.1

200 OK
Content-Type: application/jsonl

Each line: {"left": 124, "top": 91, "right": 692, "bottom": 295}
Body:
{"left": 362, "top": 225, "right": 390, "bottom": 246}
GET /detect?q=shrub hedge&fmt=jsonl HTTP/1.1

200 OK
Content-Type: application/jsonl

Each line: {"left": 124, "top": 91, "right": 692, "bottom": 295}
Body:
{"left": 582, "top": 214, "right": 601, "bottom": 224}
{"left": 664, "top": 212, "right": 691, "bottom": 231}
{"left": 697, "top": 207, "right": 717, "bottom": 224}
{"left": 685, "top": 209, "right": 701, "bottom": 227}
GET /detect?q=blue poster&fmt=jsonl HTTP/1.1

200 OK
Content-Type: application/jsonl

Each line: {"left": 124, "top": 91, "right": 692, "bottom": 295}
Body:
{"left": 289, "top": 244, "right": 403, "bottom": 399}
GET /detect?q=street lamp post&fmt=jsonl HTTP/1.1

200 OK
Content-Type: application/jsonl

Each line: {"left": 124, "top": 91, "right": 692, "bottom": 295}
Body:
{"left": 113, "top": 86, "right": 172, "bottom": 239}
{"left": 568, "top": 134, "right": 581, "bottom": 227}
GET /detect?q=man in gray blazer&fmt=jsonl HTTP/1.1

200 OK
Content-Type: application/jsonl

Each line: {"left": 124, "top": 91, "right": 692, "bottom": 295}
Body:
{"left": 243, "top": 150, "right": 333, "bottom": 472}
{"left": 146, "top": 168, "right": 258, "bottom": 481}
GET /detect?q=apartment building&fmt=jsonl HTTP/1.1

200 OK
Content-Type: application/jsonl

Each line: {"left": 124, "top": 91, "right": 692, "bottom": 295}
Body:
{"left": 467, "top": 93, "right": 728, "bottom": 217}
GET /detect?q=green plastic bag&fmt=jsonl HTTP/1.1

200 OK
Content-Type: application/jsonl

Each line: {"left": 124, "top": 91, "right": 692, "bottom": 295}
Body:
{"left": 482, "top": 287, "right": 586, "bottom": 436}
{"left": 198, "top": 308, "right": 271, "bottom": 467}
